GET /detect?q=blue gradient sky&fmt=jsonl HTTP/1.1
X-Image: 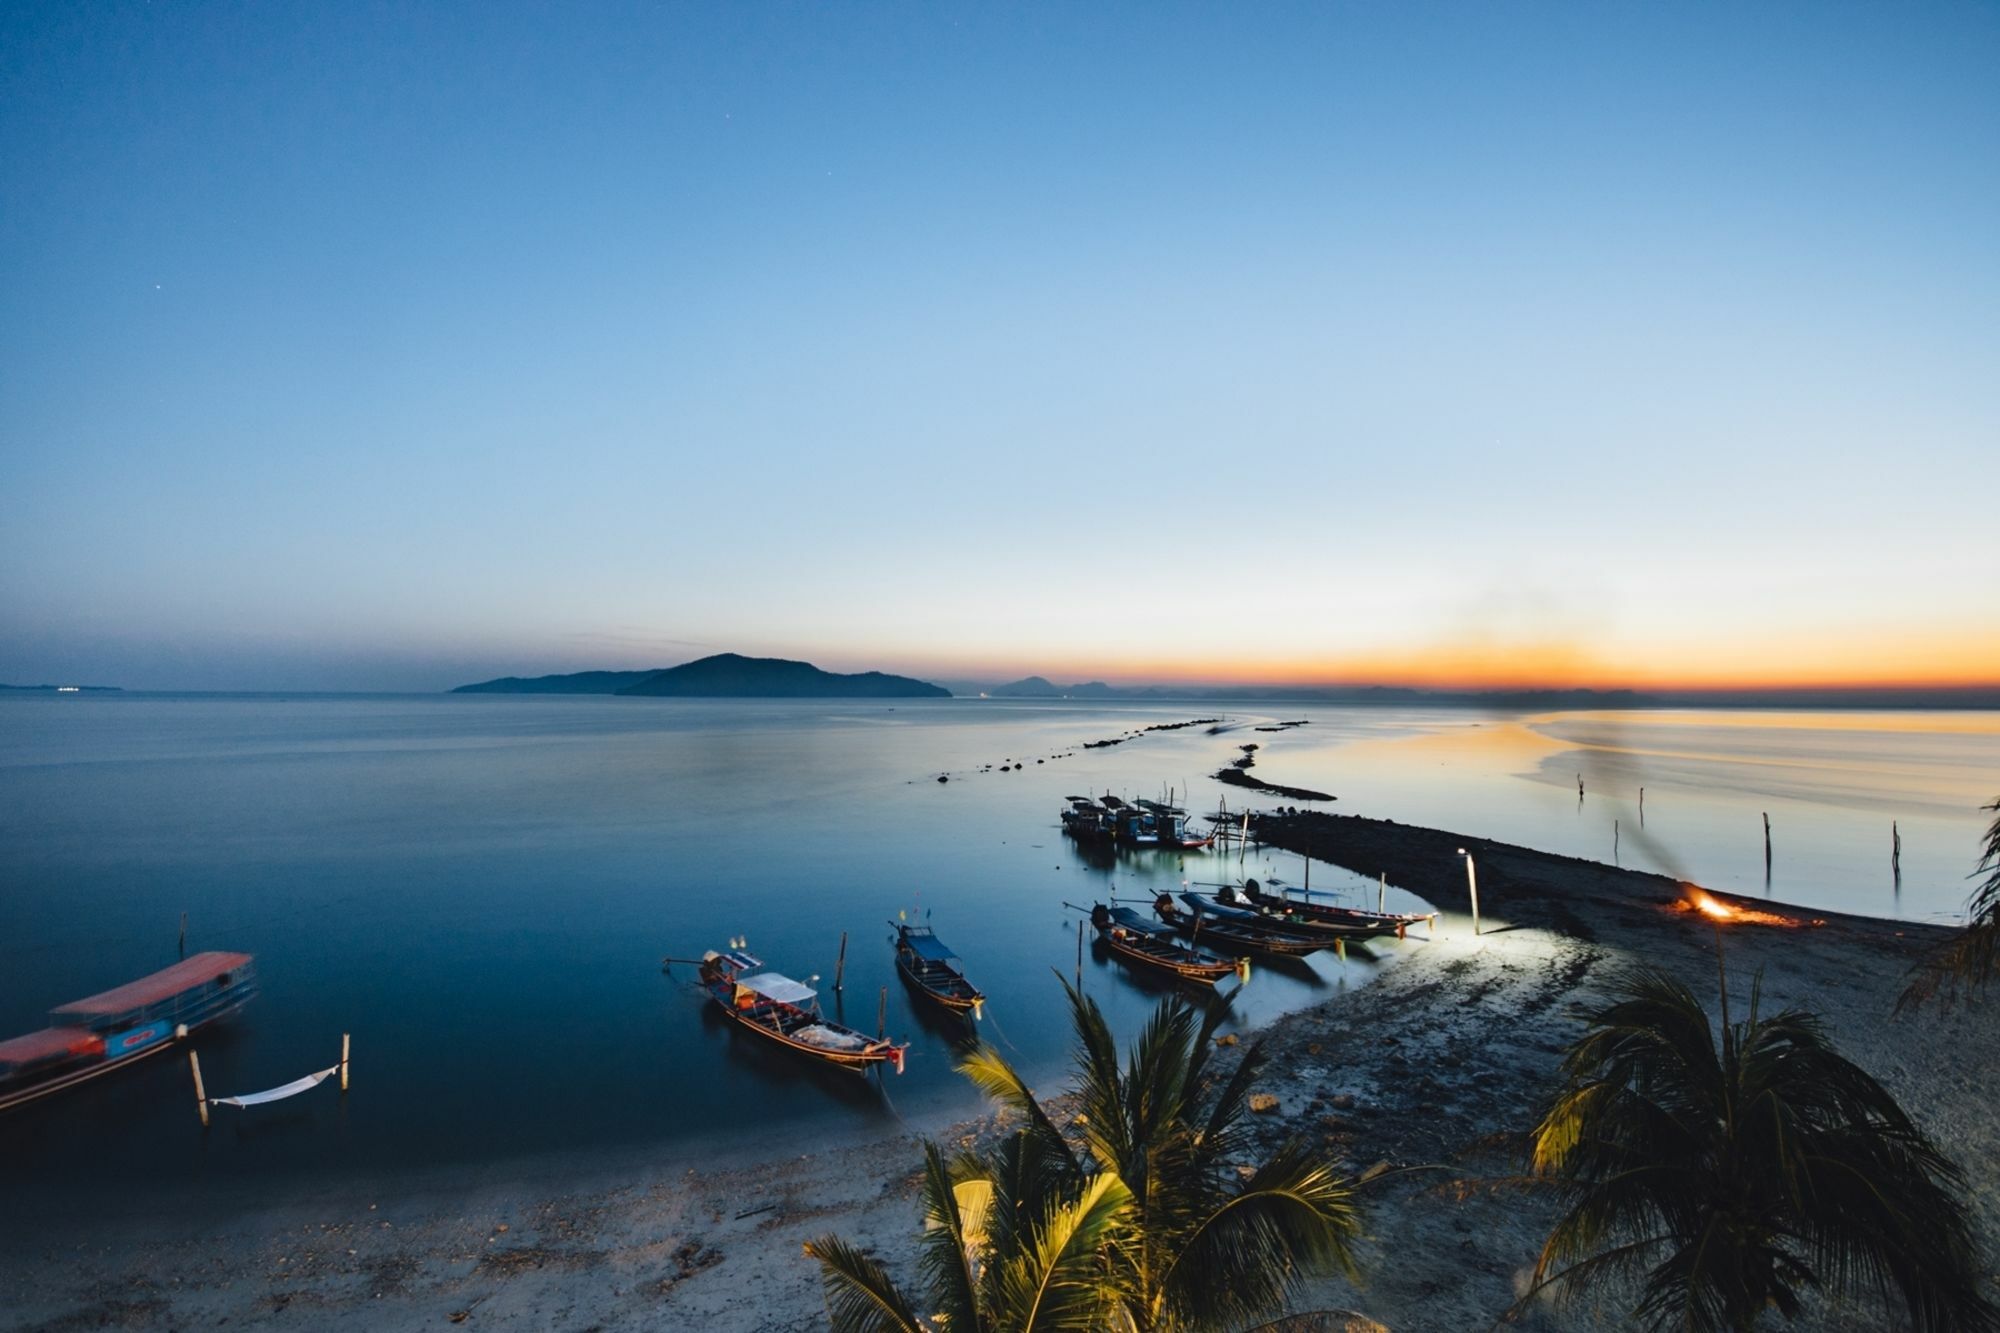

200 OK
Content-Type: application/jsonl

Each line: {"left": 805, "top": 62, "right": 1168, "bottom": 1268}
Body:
{"left": 3, "top": 2, "right": 1996, "bottom": 691}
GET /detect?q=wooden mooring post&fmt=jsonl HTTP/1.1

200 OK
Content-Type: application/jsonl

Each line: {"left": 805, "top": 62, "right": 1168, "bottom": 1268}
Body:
{"left": 189, "top": 1050, "right": 209, "bottom": 1128}
{"left": 340, "top": 1033, "right": 350, "bottom": 1093}
{"left": 876, "top": 987, "right": 887, "bottom": 1040}
{"left": 834, "top": 931, "right": 848, "bottom": 993}
{"left": 178, "top": 912, "right": 187, "bottom": 959}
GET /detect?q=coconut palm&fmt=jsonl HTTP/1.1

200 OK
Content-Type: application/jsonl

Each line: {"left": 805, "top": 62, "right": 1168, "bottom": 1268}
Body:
{"left": 805, "top": 1138, "right": 1133, "bottom": 1332}
{"left": 961, "top": 982, "right": 1362, "bottom": 1331}
{"left": 1528, "top": 966, "right": 1995, "bottom": 1331}
{"left": 807, "top": 981, "right": 1362, "bottom": 1332}
{"left": 1899, "top": 796, "right": 2000, "bottom": 1011}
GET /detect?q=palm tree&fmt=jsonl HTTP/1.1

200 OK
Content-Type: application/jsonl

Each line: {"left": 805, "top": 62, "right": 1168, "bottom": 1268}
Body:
{"left": 1899, "top": 796, "right": 2000, "bottom": 1011}
{"left": 808, "top": 981, "right": 1362, "bottom": 1332}
{"left": 1528, "top": 966, "right": 1995, "bottom": 1331}
{"left": 805, "top": 1138, "right": 1133, "bottom": 1332}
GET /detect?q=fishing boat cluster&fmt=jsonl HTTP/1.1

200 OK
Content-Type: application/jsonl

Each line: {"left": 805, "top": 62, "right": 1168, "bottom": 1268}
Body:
{"left": 1060, "top": 792, "right": 1214, "bottom": 849}
{"left": 0, "top": 787, "right": 1439, "bottom": 1107}
{"left": 667, "top": 794, "right": 1437, "bottom": 1079}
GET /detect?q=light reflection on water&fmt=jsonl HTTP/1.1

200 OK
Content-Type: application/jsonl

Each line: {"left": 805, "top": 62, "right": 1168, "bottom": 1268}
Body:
{"left": 0, "top": 694, "right": 1991, "bottom": 1217}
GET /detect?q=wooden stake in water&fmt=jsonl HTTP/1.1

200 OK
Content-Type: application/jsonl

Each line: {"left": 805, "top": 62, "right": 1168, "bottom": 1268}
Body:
{"left": 178, "top": 912, "right": 187, "bottom": 959}
{"left": 1075, "top": 919, "right": 1084, "bottom": 987}
{"left": 189, "top": 1051, "right": 209, "bottom": 1128}
{"left": 1892, "top": 821, "right": 1902, "bottom": 884}
{"left": 1763, "top": 812, "right": 1772, "bottom": 873}
{"left": 1639, "top": 786, "right": 1645, "bottom": 827}
{"left": 834, "top": 931, "right": 848, "bottom": 993}
{"left": 1378, "top": 872, "right": 1386, "bottom": 914}
{"left": 1614, "top": 819, "right": 1620, "bottom": 865}
{"left": 340, "top": 1032, "right": 350, "bottom": 1093}
{"left": 877, "top": 987, "right": 887, "bottom": 1040}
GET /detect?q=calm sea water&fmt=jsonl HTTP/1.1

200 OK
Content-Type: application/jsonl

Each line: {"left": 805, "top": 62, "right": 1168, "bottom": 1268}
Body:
{"left": 1, "top": 694, "right": 1994, "bottom": 1219}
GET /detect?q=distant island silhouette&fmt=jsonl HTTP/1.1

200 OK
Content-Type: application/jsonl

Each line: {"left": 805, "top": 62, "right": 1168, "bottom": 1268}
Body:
{"left": 453, "top": 653, "right": 950, "bottom": 699}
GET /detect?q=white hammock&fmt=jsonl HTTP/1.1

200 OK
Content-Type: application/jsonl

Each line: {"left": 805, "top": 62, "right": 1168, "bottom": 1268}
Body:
{"left": 210, "top": 1065, "right": 339, "bottom": 1108}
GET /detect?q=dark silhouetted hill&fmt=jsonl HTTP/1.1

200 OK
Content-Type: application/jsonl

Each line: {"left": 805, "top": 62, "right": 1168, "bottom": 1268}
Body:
{"left": 990, "top": 677, "right": 1118, "bottom": 698}
{"left": 616, "top": 653, "right": 948, "bottom": 698}
{"left": 452, "top": 670, "right": 659, "bottom": 694}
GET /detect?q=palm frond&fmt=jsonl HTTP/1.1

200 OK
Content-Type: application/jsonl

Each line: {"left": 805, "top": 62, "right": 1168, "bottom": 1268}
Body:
{"left": 1534, "top": 964, "right": 1998, "bottom": 1332}
{"left": 918, "top": 1141, "right": 984, "bottom": 1331}
{"left": 958, "top": 1041, "right": 1082, "bottom": 1178}
{"left": 1899, "top": 796, "right": 2000, "bottom": 1012}
{"left": 1151, "top": 1143, "right": 1364, "bottom": 1330}
{"left": 989, "top": 1170, "right": 1133, "bottom": 1333}
{"left": 804, "top": 1232, "right": 928, "bottom": 1333}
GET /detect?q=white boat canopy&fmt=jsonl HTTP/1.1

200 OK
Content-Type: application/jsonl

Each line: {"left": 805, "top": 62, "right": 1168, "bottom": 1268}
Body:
{"left": 736, "top": 972, "right": 817, "bottom": 1005}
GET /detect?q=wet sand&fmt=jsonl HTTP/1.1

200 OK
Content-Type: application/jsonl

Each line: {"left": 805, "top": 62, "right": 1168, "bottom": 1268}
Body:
{"left": 5, "top": 811, "right": 1994, "bottom": 1331}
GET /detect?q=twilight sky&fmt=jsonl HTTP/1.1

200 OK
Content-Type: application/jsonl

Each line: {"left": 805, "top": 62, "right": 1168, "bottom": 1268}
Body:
{"left": 3, "top": 2, "right": 1996, "bottom": 692}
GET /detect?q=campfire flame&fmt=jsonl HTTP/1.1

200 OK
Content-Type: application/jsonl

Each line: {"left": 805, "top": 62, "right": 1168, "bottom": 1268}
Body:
{"left": 1675, "top": 885, "right": 1816, "bottom": 929}
{"left": 1690, "top": 889, "right": 1735, "bottom": 922}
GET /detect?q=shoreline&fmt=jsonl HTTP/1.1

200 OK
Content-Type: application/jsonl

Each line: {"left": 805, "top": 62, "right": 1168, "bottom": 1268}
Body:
{"left": 6, "top": 814, "right": 1996, "bottom": 1331}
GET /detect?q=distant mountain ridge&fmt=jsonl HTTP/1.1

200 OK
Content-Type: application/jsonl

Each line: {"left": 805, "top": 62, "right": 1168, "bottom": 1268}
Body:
{"left": 452, "top": 670, "right": 658, "bottom": 695}
{"left": 989, "top": 676, "right": 1118, "bottom": 698}
{"left": 453, "top": 654, "right": 949, "bottom": 699}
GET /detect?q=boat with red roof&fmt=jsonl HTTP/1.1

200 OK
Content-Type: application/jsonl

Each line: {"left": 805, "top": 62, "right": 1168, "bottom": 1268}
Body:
{"left": 0, "top": 952, "right": 258, "bottom": 1112}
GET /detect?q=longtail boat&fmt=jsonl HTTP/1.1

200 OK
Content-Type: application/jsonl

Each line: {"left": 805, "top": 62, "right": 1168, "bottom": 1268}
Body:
{"left": 892, "top": 923, "right": 985, "bottom": 1016}
{"left": 0, "top": 952, "right": 258, "bottom": 1113}
{"left": 1088, "top": 904, "right": 1242, "bottom": 985}
{"left": 1238, "top": 879, "right": 1437, "bottom": 940}
{"left": 1060, "top": 797, "right": 1116, "bottom": 846}
{"left": 1152, "top": 893, "right": 1324, "bottom": 957}
{"left": 1133, "top": 799, "right": 1214, "bottom": 849}
{"left": 697, "top": 948, "right": 907, "bottom": 1074}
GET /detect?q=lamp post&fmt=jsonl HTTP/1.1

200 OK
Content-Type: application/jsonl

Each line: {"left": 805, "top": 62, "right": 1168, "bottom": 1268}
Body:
{"left": 1458, "top": 847, "right": 1480, "bottom": 936}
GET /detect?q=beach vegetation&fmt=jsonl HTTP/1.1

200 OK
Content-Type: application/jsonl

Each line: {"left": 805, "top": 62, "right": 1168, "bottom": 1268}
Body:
{"left": 806, "top": 980, "right": 1363, "bottom": 1331}
{"left": 1898, "top": 796, "right": 2000, "bottom": 1012}
{"left": 1527, "top": 966, "right": 1994, "bottom": 1331}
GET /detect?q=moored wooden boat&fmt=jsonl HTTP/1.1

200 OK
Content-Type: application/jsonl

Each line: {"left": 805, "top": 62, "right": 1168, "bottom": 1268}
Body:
{"left": 698, "top": 948, "right": 907, "bottom": 1074}
{"left": 893, "top": 923, "right": 985, "bottom": 1016}
{"left": 1061, "top": 797, "right": 1116, "bottom": 845}
{"left": 1152, "top": 893, "right": 1324, "bottom": 957}
{"left": 0, "top": 952, "right": 258, "bottom": 1113}
{"left": 1134, "top": 799, "right": 1215, "bottom": 849}
{"left": 1088, "top": 904, "right": 1243, "bottom": 984}
{"left": 1183, "top": 886, "right": 1421, "bottom": 941}
{"left": 1238, "top": 879, "right": 1437, "bottom": 940}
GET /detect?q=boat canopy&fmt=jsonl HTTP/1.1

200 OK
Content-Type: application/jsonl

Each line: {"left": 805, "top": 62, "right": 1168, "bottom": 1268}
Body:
{"left": 903, "top": 931, "right": 958, "bottom": 964}
{"left": 51, "top": 952, "right": 253, "bottom": 1019}
{"left": 0, "top": 1026, "right": 103, "bottom": 1069}
{"left": 735, "top": 972, "right": 817, "bottom": 1005}
{"left": 1108, "top": 907, "right": 1171, "bottom": 937}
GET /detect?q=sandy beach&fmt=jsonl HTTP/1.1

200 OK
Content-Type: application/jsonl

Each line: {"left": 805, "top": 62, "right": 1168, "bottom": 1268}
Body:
{"left": 5, "top": 810, "right": 1995, "bottom": 1332}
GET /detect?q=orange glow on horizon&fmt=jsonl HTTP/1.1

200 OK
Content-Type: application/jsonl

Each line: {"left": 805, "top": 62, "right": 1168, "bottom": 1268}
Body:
{"left": 916, "top": 625, "right": 2000, "bottom": 695}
